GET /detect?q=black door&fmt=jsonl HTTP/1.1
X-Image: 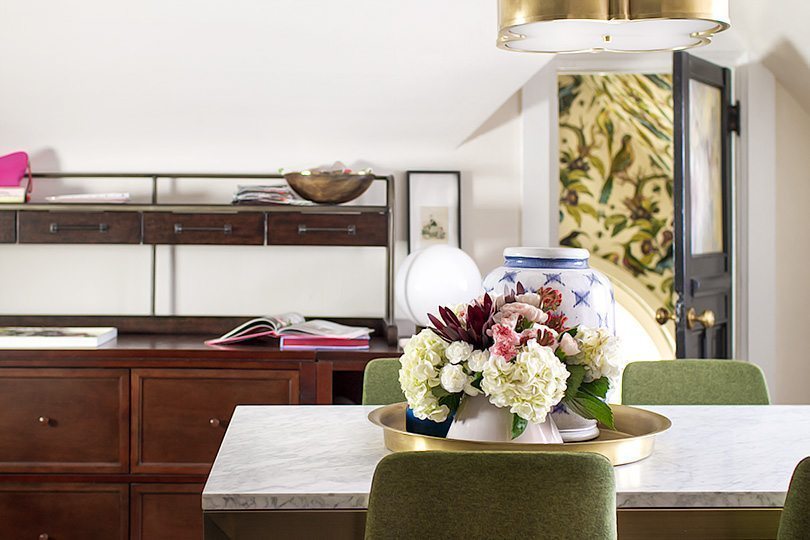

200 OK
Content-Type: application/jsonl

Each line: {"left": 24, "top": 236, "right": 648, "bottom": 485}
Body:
{"left": 670, "top": 51, "right": 735, "bottom": 359}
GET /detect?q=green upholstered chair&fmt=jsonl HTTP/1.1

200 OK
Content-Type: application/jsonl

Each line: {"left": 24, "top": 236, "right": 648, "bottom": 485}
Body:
{"left": 365, "top": 451, "right": 617, "bottom": 540}
{"left": 778, "top": 457, "right": 810, "bottom": 539}
{"left": 621, "top": 359, "right": 770, "bottom": 405}
{"left": 362, "top": 358, "right": 405, "bottom": 405}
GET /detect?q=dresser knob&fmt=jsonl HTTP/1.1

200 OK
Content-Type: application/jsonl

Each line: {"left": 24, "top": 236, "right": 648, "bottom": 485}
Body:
{"left": 209, "top": 418, "right": 221, "bottom": 428}
{"left": 39, "top": 534, "right": 49, "bottom": 540}
{"left": 38, "top": 416, "right": 50, "bottom": 426}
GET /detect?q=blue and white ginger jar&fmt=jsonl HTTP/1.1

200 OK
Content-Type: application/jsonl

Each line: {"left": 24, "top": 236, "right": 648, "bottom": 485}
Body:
{"left": 483, "top": 247, "right": 616, "bottom": 442}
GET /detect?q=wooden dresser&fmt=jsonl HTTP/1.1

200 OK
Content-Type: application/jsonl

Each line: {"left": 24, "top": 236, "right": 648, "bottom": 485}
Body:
{"left": 0, "top": 334, "right": 400, "bottom": 540}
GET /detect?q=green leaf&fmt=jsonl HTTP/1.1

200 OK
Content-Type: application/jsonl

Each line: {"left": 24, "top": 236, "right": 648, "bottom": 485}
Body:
{"left": 567, "top": 206, "right": 583, "bottom": 227}
{"left": 630, "top": 231, "right": 654, "bottom": 242}
{"left": 438, "top": 393, "right": 462, "bottom": 414}
{"left": 568, "top": 182, "right": 591, "bottom": 194}
{"left": 611, "top": 221, "right": 628, "bottom": 237}
{"left": 568, "top": 169, "right": 588, "bottom": 180}
{"left": 581, "top": 377, "right": 610, "bottom": 400}
{"left": 566, "top": 393, "right": 615, "bottom": 430}
{"left": 604, "top": 214, "right": 627, "bottom": 227}
{"left": 511, "top": 414, "right": 528, "bottom": 440}
{"left": 578, "top": 203, "right": 599, "bottom": 220}
{"left": 590, "top": 155, "right": 606, "bottom": 178}
{"left": 564, "top": 364, "right": 586, "bottom": 400}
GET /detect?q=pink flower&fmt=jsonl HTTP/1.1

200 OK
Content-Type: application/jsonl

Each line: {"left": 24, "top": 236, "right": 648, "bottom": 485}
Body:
{"left": 559, "top": 332, "right": 580, "bottom": 356}
{"left": 490, "top": 323, "right": 519, "bottom": 361}
{"left": 517, "top": 325, "right": 558, "bottom": 347}
{"left": 495, "top": 302, "right": 549, "bottom": 326}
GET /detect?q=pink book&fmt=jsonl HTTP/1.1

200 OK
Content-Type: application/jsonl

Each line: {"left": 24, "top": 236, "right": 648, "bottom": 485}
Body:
{"left": 0, "top": 152, "right": 30, "bottom": 187}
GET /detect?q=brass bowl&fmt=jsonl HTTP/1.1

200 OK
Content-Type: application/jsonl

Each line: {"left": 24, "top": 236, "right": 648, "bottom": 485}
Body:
{"left": 284, "top": 172, "right": 375, "bottom": 204}
{"left": 368, "top": 403, "right": 671, "bottom": 466}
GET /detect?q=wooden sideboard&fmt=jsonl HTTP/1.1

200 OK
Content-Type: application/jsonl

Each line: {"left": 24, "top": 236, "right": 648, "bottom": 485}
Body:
{"left": 0, "top": 334, "right": 400, "bottom": 540}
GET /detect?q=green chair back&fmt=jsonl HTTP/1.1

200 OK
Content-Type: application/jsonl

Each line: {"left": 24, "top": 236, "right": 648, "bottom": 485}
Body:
{"left": 362, "top": 358, "right": 405, "bottom": 405}
{"left": 621, "top": 359, "right": 770, "bottom": 405}
{"left": 365, "top": 451, "right": 616, "bottom": 540}
{"left": 779, "top": 457, "right": 810, "bottom": 540}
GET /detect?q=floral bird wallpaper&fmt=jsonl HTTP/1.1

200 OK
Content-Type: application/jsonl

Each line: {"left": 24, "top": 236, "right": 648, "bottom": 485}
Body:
{"left": 558, "top": 73, "right": 675, "bottom": 310}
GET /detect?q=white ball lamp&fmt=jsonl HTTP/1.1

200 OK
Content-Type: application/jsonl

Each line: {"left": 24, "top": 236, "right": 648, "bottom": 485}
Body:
{"left": 396, "top": 245, "right": 483, "bottom": 328}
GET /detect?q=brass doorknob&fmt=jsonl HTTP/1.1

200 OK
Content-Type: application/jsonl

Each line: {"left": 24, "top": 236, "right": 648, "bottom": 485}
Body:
{"left": 38, "top": 416, "right": 50, "bottom": 426}
{"left": 655, "top": 307, "right": 676, "bottom": 325}
{"left": 686, "top": 308, "right": 715, "bottom": 330}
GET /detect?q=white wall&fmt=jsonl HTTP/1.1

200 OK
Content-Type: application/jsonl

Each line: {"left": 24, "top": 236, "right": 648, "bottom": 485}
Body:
{"left": 735, "top": 62, "right": 777, "bottom": 399}
{"left": 0, "top": 0, "right": 539, "bottom": 319}
{"left": 0, "top": 93, "right": 524, "bottom": 318}
{"left": 774, "top": 82, "right": 810, "bottom": 404}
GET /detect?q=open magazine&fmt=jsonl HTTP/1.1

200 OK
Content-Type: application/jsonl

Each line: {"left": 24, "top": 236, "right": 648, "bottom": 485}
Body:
{"left": 205, "top": 313, "right": 373, "bottom": 347}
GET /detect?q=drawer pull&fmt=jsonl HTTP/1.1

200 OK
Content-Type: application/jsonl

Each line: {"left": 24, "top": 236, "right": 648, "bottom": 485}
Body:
{"left": 297, "top": 224, "right": 356, "bottom": 235}
{"left": 39, "top": 534, "right": 49, "bottom": 540}
{"left": 38, "top": 416, "right": 50, "bottom": 426}
{"left": 209, "top": 418, "right": 222, "bottom": 428}
{"left": 49, "top": 223, "right": 109, "bottom": 234}
{"left": 174, "top": 224, "right": 233, "bottom": 235}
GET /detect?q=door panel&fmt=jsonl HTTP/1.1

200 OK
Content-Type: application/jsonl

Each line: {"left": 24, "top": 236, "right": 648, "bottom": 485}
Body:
{"left": 673, "top": 52, "right": 734, "bottom": 358}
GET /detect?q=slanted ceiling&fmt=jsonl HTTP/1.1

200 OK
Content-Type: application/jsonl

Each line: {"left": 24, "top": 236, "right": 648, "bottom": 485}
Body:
{"left": 0, "top": 0, "right": 551, "bottom": 156}
{"left": 730, "top": 1, "right": 810, "bottom": 114}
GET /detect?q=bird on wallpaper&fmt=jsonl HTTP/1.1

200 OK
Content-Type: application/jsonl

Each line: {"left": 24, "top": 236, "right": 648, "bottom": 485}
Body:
{"left": 599, "top": 134, "right": 634, "bottom": 204}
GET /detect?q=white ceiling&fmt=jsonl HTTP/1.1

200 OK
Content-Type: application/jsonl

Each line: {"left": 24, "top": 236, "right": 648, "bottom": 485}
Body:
{"left": 729, "top": 0, "right": 810, "bottom": 113}
{"left": 1, "top": 0, "right": 808, "bottom": 159}
{"left": 0, "top": 0, "right": 552, "bottom": 153}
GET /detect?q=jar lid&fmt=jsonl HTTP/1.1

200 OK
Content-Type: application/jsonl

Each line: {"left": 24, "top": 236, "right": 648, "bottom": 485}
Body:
{"left": 503, "top": 247, "right": 590, "bottom": 260}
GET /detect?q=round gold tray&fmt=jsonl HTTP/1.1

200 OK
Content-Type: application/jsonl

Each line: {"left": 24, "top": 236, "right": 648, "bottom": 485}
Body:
{"left": 368, "top": 403, "right": 671, "bottom": 466}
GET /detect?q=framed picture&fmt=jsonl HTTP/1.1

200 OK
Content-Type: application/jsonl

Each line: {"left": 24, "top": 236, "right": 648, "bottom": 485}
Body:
{"left": 407, "top": 171, "right": 461, "bottom": 253}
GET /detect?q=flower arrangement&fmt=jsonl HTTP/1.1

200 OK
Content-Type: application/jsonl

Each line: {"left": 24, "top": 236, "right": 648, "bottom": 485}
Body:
{"left": 399, "top": 283, "right": 621, "bottom": 439}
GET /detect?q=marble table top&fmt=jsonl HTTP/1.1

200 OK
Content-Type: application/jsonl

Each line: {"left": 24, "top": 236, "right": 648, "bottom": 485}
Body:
{"left": 202, "top": 404, "right": 810, "bottom": 511}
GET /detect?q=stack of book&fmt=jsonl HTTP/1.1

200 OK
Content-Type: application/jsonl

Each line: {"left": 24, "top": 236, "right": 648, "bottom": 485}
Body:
{"left": 0, "top": 174, "right": 31, "bottom": 204}
{"left": 232, "top": 184, "right": 313, "bottom": 206}
{"left": 206, "top": 313, "right": 373, "bottom": 350}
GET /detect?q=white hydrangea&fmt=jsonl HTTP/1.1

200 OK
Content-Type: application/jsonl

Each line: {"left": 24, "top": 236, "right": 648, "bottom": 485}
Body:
{"left": 440, "top": 363, "right": 467, "bottom": 393}
{"left": 480, "top": 340, "right": 569, "bottom": 424}
{"left": 571, "top": 326, "right": 621, "bottom": 383}
{"left": 445, "top": 341, "right": 474, "bottom": 364}
{"left": 467, "top": 349, "right": 490, "bottom": 372}
{"left": 399, "top": 329, "right": 451, "bottom": 422}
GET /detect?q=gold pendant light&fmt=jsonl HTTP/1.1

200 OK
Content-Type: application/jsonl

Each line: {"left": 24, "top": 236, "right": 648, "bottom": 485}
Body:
{"left": 498, "top": 0, "right": 730, "bottom": 53}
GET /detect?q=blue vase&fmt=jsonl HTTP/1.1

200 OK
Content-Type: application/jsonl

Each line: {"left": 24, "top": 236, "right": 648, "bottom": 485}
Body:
{"left": 405, "top": 407, "right": 454, "bottom": 438}
{"left": 483, "top": 247, "right": 615, "bottom": 442}
{"left": 483, "top": 247, "right": 615, "bottom": 334}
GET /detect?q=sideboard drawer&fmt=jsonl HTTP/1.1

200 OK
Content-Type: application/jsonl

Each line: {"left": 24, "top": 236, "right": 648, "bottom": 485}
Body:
{"left": 132, "top": 368, "right": 299, "bottom": 474}
{"left": 0, "top": 368, "right": 129, "bottom": 473}
{"left": 18, "top": 211, "right": 142, "bottom": 244}
{"left": 0, "top": 483, "right": 128, "bottom": 540}
{"left": 267, "top": 212, "right": 388, "bottom": 246}
{"left": 143, "top": 212, "right": 265, "bottom": 245}
{"left": 0, "top": 211, "right": 15, "bottom": 243}
{"left": 131, "top": 483, "right": 204, "bottom": 540}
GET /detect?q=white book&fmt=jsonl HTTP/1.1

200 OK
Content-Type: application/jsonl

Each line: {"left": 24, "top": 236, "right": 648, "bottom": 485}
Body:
{"left": 0, "top": 327, "right": 118, "bottom": 349}
{"left": 0, "top": 176, "right": 31, "bottom": 203}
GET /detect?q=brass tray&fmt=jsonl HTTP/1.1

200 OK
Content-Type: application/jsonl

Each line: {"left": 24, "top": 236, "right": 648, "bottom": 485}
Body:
{"left": 368, "top": 403, "right": 671, "bottom": 466}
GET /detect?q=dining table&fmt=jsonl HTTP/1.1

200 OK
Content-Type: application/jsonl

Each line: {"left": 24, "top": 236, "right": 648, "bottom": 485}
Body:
{"left": 202, "top": 404, "right": 810, "bottom": 539}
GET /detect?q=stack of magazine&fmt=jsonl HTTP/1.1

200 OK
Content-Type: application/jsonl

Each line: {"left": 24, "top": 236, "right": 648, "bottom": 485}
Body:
{"left": 206, "top": 313, "right": 372, "bottom": 350}
{"left": 232, "top": 184, "right": 312, "bottom": 206}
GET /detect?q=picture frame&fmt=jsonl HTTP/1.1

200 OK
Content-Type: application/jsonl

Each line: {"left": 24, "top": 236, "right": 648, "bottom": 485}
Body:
{"left": 406, "top": 170, "right": 461, "bottom": 253}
